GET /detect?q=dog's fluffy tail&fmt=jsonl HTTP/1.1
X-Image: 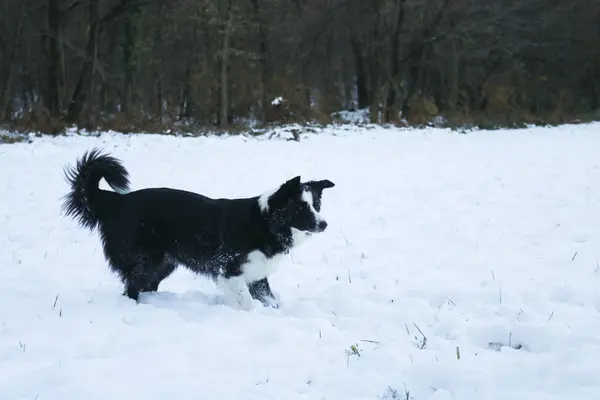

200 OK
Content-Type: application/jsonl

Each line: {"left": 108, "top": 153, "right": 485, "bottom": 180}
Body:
{"left": 62, "top": 148, "right": 130, "bottom": 231}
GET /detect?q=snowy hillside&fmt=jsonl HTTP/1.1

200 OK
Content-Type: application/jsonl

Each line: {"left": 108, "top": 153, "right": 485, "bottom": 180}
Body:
{"left": 2, "top": 123, "right": 600, "bottom": 399}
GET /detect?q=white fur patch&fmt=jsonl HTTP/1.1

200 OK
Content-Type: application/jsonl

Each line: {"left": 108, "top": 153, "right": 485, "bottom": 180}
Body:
{"left": 301, "top": 189, "right": 324, "bottom": 223}
{"left": 258, "top": 187, "right": 277, "bottom": 212}
{"left": 216, "top": 275, "right": 255, "bottom": 310}
{"left": 291, "top": 227, "right": 312, "bottom": 247}
{"left": 109, "top": 183, "right": 130, "bottom": 194}
{"left": 242, "top": 250, "right": 284, "bottom": 283}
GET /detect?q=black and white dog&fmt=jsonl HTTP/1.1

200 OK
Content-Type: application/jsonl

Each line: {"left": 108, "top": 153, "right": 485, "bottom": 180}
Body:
{"left": 62, "top": 148, "right": 334, "bottom": 310}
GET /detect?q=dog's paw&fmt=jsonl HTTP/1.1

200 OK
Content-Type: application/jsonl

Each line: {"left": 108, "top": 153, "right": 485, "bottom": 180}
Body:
{"left": 261, "top": 296, "right": 280, "bottom": 309}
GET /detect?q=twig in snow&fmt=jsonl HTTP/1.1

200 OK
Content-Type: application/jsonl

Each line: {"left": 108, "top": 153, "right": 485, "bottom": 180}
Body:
{"left": 548, "top": 309, "right": 555, "bottom": 322}
{"left": 255, "top": 376, "right": 269, "bottom": 385}
{"left": 434, "top": 304, "right": 442, "bottom": 322}
{"left": 384, "top": 386, "right": 399, "bottom": 399}
{"left": 359, "top": 339, "right": 381, "bottom": 344}
{"left": 456, "top": 346, "right": 461, "bottom": 360}
{"left": 572, "top": 252, "right": 578, "bottom": 261}
{"left": 445, "top": 296, "right": 456, "bottom": 306}
{"left": 348, "top": 270, "right": 352, "bottom": 284}
{"left": 413, "top": 323, "right": 427, "bottom": 349}
{"left": 52, "top": 294, "right": 59, "bottom": 310}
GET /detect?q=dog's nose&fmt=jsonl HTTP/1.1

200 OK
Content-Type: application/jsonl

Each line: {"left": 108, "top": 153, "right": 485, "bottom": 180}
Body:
{"left": 318, "top": 220, "right": 328, "bottom": 231}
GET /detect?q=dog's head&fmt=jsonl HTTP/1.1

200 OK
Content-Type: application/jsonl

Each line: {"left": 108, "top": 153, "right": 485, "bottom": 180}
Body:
{"left": 259, "top": 176, "right": 335, "bottom": 237}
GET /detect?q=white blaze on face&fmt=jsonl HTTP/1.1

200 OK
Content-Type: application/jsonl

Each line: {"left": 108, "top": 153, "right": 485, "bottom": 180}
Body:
{"left": 301, "top": 189, "right": 323, "bottom": 223}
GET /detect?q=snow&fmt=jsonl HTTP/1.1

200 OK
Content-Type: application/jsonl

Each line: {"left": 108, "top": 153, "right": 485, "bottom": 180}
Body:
{"left": 2, "top": 123, "right": 600, "bottom": 399}
{"left": 332, "top": 108, "right": 370, "bottom": 124}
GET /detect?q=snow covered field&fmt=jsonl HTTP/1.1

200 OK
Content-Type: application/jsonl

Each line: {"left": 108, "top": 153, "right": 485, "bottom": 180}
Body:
{"left": 2, "top": 123, "right": 600, "bottom": 399}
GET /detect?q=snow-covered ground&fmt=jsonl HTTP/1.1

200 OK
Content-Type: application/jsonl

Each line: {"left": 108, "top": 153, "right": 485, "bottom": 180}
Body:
{"left": 2, "top": 123, "right": 600, "bottom": 399}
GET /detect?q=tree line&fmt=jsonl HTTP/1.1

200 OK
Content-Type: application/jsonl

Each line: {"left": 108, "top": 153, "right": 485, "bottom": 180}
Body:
{"left": 0, "top": 0, "right": 598, "bottom": 133}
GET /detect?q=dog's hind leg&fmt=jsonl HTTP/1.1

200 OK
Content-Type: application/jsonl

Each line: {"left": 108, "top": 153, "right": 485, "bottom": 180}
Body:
{"left": 118, "top": 254, "right": 164, "bottom": 302}
{"left": 143, "top": 260, "right": 177, "bottom": 293}
{"left": 248, "top": 278, "right": 279, "bottom": 308}
{"left": 106, "top": 259, "right": 151, "bottom": 302}
{"left": 122, "top": 266, "right": 154, "bottom": 302}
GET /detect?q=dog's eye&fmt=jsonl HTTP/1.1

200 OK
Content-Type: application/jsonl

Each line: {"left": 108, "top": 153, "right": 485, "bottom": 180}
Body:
{"left": 298, "top": 201, "right": 313, "bottom": 215}
{"left": 312, "top": 193, "right": 322, "bottom": 212}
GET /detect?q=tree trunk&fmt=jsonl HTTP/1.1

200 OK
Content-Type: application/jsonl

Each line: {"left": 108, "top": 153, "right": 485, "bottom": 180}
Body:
{"left": 0, "top": 1, "right": 25, "bottom": 121}
{"left": 152, "top": 0, "right": 164, "bottom": 121}
{"left": 384, "top": 0, "right": 406, "bottom": 123}
{"left": 448, "top": 37, "right": 459, "bottom": 110}
{"left": 122, "top": 2, "right": 137, "bottom": 118}
{"left": 250, "top": 0, "right": 270, "bottom": 122}
{"left": 65, "top": 0, "right": 100, "bottom": 123}
{"left": 47, "top": 0, "right": 64, "bottom": 118}
{"left": 180, "top": 18, "right": 199, "bottom": 120}
{"left": 85, "top": 0, "right": 99, "bottom": 130}
{"left": 219, "top": 0, "right": 233, "bottom": 129}
{"left": 350, "top": 32, "right": 369, "bottom": 109}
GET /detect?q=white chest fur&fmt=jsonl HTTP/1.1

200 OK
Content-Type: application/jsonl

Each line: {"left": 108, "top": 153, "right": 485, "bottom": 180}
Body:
{"left": 241, "top": 250, "right": 286, "bottom": 283}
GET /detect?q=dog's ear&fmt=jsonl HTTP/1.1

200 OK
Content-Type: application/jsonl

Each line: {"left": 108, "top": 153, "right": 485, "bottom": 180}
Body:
{"left": 285, "top": 176, "right": 302, "bottom": 188}
{"left": 280, "top": 176, "right": 302, "bottom": 195}
{"left": 269, "top": 176, "right": 302, "bottom": 208}
{"left": 305, "top": 179, "right": 335, "bottom": 194}
{"left": 316, "top": 179, "right": 335, "bottom": 189}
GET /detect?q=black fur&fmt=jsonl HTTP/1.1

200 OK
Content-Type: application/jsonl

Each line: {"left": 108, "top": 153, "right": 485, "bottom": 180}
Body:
{"left": 61, "top": 148, "right": 335, "bottom": 308}
{"left": 62, "top": 148, "right": 130, "bottom": 231}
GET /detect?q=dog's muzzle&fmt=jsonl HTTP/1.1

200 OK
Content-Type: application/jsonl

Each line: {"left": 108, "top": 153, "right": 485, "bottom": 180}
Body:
{"left": 316, "top": 220, "right": 328, "bottom": 232}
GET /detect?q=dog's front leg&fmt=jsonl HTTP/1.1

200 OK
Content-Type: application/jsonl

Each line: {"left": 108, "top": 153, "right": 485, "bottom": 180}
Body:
{"left": 217, "top": 275, "right": 255, "bottom": 311}
{"left": 248, "top": 278, "right": 279, "bottom": 309}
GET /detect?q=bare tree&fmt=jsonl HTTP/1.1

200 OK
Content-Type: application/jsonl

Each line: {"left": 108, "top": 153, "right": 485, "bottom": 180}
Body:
{"left": 0, "top": 0, "right": 598, "bottom": 132}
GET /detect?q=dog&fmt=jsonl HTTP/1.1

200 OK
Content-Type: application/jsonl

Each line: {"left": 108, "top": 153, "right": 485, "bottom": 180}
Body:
{"left": 61, "top": 148, "right": 335, "bottom": 310}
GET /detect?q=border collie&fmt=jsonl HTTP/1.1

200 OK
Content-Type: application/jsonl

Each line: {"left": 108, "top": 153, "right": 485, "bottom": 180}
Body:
{"left": 61, "top": 148, "right": 334, "bottom": 310}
